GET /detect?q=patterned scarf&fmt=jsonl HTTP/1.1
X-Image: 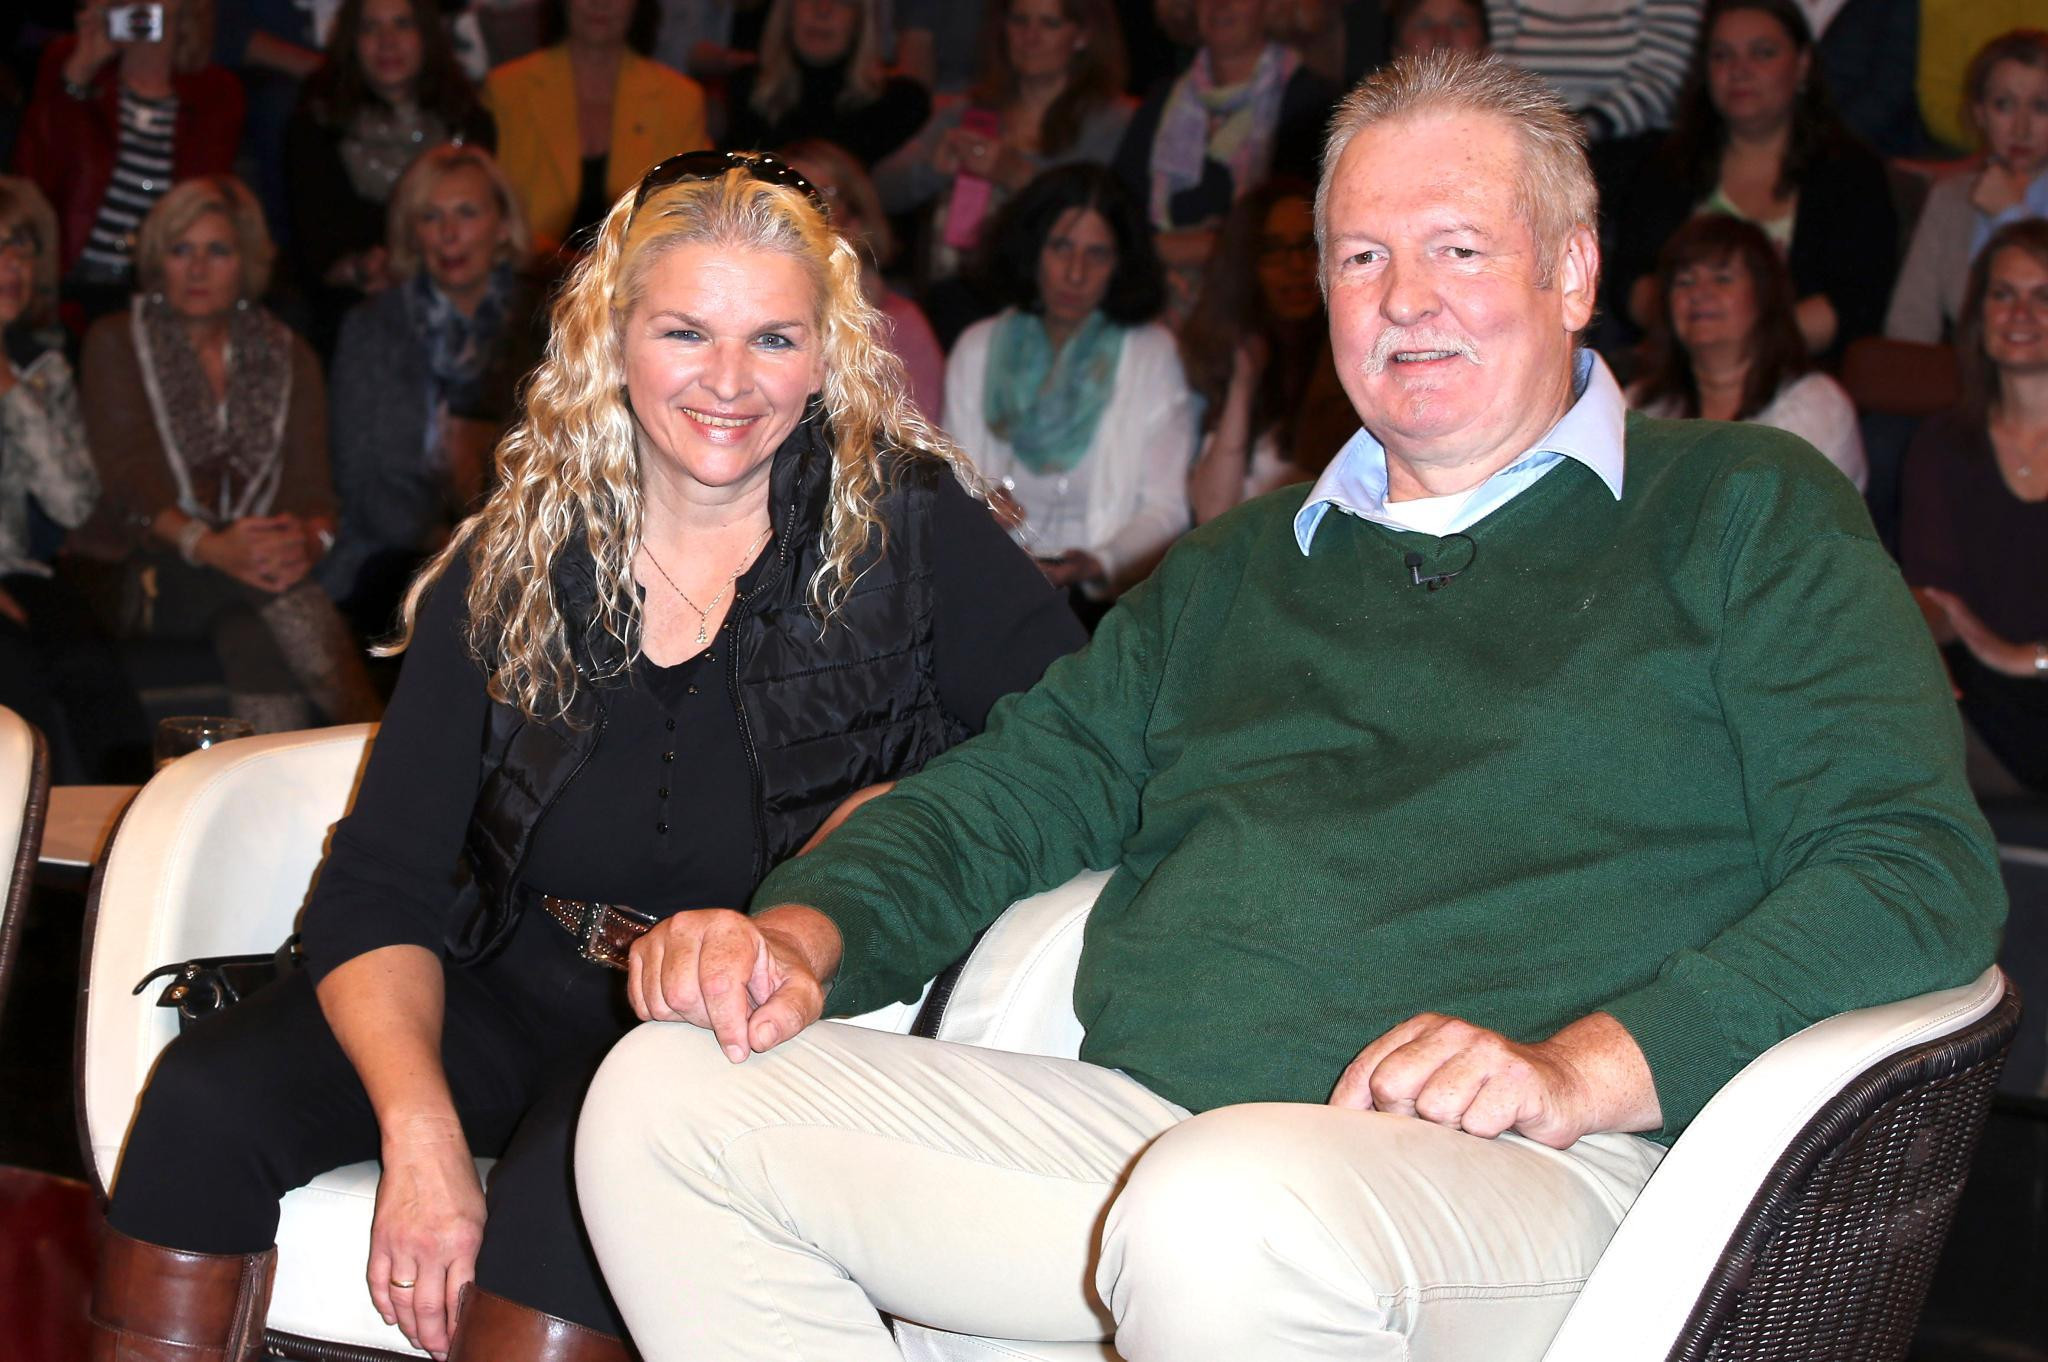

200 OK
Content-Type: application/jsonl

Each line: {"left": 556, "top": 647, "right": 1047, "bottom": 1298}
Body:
{"left": 131, "top": 295, "right": 293, "bottom": 524}
{"left": 338, "top": 103, "right": 450, "bottom": 204}
{"left": 982, "top": 309, "right": 1126, "bottom": 476}
{"left": 405, "top": 263, "right": 513, "bottom": 467}
{"left": 1148, "top": 42, "right": 1299, "bottom": 227}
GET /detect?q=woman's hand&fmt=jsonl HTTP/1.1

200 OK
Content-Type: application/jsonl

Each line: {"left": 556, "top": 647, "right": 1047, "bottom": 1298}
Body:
{"left": 0, "top": 584, "right": 27, "bottom": 629}
{"left": 368, "top": 1114, "right": 487, "bottom": 1360}
{"left": 1972, "top": 161, "right": 2027, "bottom": 218}
{"left": 626, "top": 906, "right": 842, "bottom": 1060}
{"left": 1038, "top": 549, "right": 1105, "bottom": 589}
{"left": 64, "top": 4, "right": 118, "bottom": 87}
{"left": 1921, "top": 587, "right": 2043, "bottom": 678}
{"left": 197, "top": 515, "right": 313, "bottom": 592}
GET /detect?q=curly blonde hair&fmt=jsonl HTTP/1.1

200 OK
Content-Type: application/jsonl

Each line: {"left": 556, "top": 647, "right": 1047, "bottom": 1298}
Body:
{"left": 386, "top": 166, "right": 966, "bottom": 721}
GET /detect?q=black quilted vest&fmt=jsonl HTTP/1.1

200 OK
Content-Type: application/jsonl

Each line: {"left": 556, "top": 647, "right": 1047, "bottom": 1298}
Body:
{"left": 448, "top": 409, "right": 965, "bottom": 962}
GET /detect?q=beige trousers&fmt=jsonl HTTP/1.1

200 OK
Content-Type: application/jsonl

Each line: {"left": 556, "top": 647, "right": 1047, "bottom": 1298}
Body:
{"left": 574, "top": 1021, "right": 1664, "bottom": 1362}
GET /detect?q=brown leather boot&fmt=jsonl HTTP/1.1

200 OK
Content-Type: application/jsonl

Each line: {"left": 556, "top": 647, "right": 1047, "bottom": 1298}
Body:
{"left": 446, "top": 1286, "right": 630, "bottom": 1361}
{"left": 87, "top": 1227, "right": 275, "bottom": 1361}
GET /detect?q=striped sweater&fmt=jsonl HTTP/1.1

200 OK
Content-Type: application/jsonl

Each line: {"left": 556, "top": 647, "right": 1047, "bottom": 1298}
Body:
{"left": 1486, "top": 0, "right": 1703, "bottom": 138}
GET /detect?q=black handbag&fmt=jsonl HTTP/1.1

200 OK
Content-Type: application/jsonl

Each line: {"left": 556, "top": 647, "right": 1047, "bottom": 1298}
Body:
{"left": 132, "top": 935, "right": 302, "bottom": 1029}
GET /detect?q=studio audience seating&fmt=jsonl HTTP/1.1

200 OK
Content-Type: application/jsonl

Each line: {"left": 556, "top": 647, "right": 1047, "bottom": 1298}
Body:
{"left": 75, "top": 724, "right": 925, "bottom": 1358}
{"left": 0, "top": 704, "right": 52, "bottom": 1028}
{"left": 889, "top": 875, "right": 2018, "bottom": 1362}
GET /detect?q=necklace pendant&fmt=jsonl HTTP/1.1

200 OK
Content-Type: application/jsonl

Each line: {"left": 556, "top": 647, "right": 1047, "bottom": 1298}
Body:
{"left": 696, "top": 621, "right": 709, "bottom": 646}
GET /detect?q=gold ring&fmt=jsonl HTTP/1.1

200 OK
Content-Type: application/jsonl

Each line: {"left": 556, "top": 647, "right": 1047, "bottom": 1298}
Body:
{"left": 392, "top": 1279, "right": 416, "bottom": 1290}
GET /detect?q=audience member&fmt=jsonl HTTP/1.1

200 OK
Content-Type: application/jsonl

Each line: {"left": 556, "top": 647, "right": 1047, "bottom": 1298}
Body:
{"left": 875, "top": 0, "right": 1131, "bottom": 326}
{"left": 1808, "top": 0, "right": 1937, "bottom": 157}
{"left": 722, "top": 0, "right": 930, "bottom": 167}
{"left": 1389, "top": 0, "right": 1489, "bottom": 58}
{"left": 1888, "top": 29, "right": 2048, "bottom": 346}
{"left": 947, "top": 163, "right": 1194, "bottom": 597}
{"left": 781, "top": 138, "right": 946, "bottom": 422}
{"left": 484, "top": 0, "right": 708, "bottom": 255}
{"left": 81, "top": 149, "right": 1081, "bottom": 1362}
{"left": 286, "top": 0, "right": 497, "bottom": 354}
{"left": 0, "top": 176, "right": 145, "bottom": 782}
{"left": 319, "top": 143, "right": 542, "bottom": 636}
{"left": 651, "top": 0, "right": 753, "bottom": 81}
{"left": 1915, "top": 0, "right": 2038, "bottom": 154}
{"left": 571, "top": 53, "right": 2002, "bottom": 1362}
{"left": 1901, "top": 219, "right": 2048, "bottom": 796}
{"left": 1113, "top": 0, "right": 1334, "bottom": 232}
{"left": 1613, "top": 0, "right": 1896, "bottom": 359}
{"left": 1181, "top": 176, "right": 1356, "bottom": 521}
{"left": 13, "top": 0, "right": 243, "bottom": 320}
{"left": 1484, "top": 0, "right": 1701, "bottom": 140}
{"left": 895, "top": 0, "right": 988, "bottom": 94}
{"left": 69, "top": 177, "right": 380, "bottom": 732}
{"left": 1631, "top": 214, "right": 1865, "bottom": 486}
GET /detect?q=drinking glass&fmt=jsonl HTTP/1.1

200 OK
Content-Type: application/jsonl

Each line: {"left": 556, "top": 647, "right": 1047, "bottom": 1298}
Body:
{"left": 154, "top": 716, "right": 255, "bottom": 771}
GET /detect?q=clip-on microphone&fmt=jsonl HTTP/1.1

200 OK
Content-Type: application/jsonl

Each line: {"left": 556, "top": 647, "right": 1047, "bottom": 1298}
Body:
{"left": 1403, "top": 534, "right": 1477, "bottom": 592}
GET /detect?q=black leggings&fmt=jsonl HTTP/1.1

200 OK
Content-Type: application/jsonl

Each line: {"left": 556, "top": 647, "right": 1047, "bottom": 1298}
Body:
{"left": 105, "top": 909, "right": 640, "bottom": 1335}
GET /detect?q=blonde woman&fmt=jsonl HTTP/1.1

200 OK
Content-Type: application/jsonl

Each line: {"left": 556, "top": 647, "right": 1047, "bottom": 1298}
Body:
{"left": 71, "top": 176, "right": 380, "bottom": 732}
{"left": 724, "top": 0, "right": 930, "bottom": 166}
{"left": 319, "top": 143, "right": 544, "bottom": 633}
{"left": 86, "top": 151, "right": 1082, "bottom": 1362}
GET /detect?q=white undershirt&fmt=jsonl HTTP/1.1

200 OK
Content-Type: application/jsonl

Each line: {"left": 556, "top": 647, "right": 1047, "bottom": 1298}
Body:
{"left": 1379, "top": 489, "right": 1476, "bottom": 537}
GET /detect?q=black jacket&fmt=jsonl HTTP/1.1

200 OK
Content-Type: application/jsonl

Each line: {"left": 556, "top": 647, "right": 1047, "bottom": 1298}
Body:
{"left": 452, "top": 408, "right": 967, "bottom": 961}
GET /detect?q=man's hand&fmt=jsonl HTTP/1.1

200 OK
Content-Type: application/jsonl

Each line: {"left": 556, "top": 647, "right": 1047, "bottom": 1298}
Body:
{"left": 368, "top": 1114, "right": 486, "bottom": 1360}
{"left": 626, "top": 905, "right": 843, "bottom": 1061}
{"left": 1329, "top": 1011, "right": 1660, "bottom": 1150}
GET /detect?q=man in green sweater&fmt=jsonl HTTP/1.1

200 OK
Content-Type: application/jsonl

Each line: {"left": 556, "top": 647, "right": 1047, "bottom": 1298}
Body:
{"left": 571, "top": 50, "right": 2006, "bottom": 1362}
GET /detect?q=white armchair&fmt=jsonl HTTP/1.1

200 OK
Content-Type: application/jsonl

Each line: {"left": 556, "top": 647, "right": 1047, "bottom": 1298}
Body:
{"left": 0, "top": 704, "right": 50, "bottom": 1033}
{"left": 891, "top": 874, "right": 2017, "bottom": 1362}
{"left": 76, "top": 724, "right": 927, "bottom": 1360}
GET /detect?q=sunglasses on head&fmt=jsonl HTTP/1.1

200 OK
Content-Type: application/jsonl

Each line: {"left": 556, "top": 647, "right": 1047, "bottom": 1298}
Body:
{"left": 629, "top": 151, "right": 830, "bottom": 226}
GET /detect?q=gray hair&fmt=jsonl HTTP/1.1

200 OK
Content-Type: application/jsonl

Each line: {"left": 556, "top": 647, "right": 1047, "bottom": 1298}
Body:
{"left": 1314, "top": 49, "right": 1598, "bottom": 289}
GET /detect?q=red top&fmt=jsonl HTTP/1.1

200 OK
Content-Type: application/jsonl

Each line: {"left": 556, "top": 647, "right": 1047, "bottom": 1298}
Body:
{"left": 11, "top": 36, "right": 246, "bottom": 276}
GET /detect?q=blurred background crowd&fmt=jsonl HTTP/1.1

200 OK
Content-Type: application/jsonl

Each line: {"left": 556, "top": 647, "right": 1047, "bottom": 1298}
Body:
{"left": 0, "top": 0, "right": 2041, "bottom": 800}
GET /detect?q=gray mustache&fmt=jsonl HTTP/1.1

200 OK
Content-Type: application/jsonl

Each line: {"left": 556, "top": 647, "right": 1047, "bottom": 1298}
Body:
{"left": 1361, "top": 333, "right": 1480, "bottom": 375}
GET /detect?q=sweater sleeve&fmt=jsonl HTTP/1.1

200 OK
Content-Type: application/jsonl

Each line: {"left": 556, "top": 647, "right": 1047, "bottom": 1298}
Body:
{"left": 298, "top": 552, "right": 489, "bottom": 983}
{"left": 1792, "top": 140, "right": 1898, "bottom": 353}
{"left": 1895, "top": 411, "right": 1969, "bottom": 596}
{"left": 1600, "top": 432, "right": 2005, "bottom": 1135}
{"left": 1883, "top": 179, "right": 1956, "bottom": 343}
{"left": 751, "top": 537, "right": 1194, "bottom": 1016}
{"left": 274, "top": 336, "right": 337, "bottom": 521}
{"left": 872, "top": 97, "right": 961, "bottom": 215}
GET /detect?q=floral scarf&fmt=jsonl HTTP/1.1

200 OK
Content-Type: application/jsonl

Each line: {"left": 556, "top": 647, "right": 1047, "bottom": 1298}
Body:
{"left": 130, "top": 294, "right": 293, "bottom": 525}
{"left": 983, "top": 308, "right": 1126, "bottom": 476}
{"left": 339, "top": 103, "right": 450, "bottom": 204}
{"left": 405, "top": 263, "right": 513, "bottom": 467}
{"left": 1149, "top": 42, "right": 1300, "bottom": 228}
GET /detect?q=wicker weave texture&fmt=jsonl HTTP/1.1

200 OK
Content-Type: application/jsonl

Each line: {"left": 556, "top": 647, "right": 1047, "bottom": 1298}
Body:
{"left": 1676, "top": 991, "right": 2019, "bottom": 1362}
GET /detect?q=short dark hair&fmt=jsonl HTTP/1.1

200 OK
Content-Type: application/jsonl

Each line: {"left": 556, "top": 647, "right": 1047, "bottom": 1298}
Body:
{"left": 1956, "top": 218, "right": 2048, "bottom": 422}
{"left": 1385, "top": 0, "right": 1491, "bottom": 52}
{"left": 540, "top": 0, "right": 660, "bottom": 55}
{"left": 977, "top": 163, "right": 1165, "bottom": 326}
{"left": 1634, "top": 214, "right": 1810, "bottom": 420}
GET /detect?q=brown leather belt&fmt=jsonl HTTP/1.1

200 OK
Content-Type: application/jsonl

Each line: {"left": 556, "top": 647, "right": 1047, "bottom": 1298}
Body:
{"left": 539, "top": 895, "right": 659, "bottom": 970}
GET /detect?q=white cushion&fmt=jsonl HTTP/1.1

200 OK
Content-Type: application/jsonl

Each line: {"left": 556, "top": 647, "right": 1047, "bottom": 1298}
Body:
{"left": 929, "top": 871, "right": 1108, "bottom": 1058}
{"left": 0, "top": 705, "right": 38, "bottom": 891}
{"left": 1540, "top": 964, "right": 2007, "bottom": 1361}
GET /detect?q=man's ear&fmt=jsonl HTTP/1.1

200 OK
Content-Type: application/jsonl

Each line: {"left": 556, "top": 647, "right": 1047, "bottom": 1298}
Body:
{"left": 1557, "top": 224, "right": 1601, "bottom": 334}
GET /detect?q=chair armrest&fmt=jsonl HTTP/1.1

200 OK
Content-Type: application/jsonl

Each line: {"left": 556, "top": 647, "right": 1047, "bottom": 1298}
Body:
{"left": 79, "top": 726, "right": 377, "bottom": 1199}
{"left": 1542, "top": 966, "right": 2007, "bottom": 1361}
{"left": 925, "top": 871, "right": 1111, "bottom": 1059}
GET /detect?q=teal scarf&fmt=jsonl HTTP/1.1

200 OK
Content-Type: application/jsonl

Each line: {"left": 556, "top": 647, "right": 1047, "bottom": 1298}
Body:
{"left": 982, "top": 309, "right": 1126, "bottom": 475}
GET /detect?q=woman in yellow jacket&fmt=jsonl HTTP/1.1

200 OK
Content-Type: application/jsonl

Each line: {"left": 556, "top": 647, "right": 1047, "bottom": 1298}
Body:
{"left": 484, "top": 0, "right": 707, "bottom": 255}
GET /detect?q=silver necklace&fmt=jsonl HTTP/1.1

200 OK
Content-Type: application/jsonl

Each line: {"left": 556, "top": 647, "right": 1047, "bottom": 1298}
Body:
{"left": 643, "top": 524, "right": 773, "bottom": 646}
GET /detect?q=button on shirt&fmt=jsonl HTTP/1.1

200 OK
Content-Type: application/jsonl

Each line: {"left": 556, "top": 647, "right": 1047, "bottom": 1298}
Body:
{"left": 1293, "top": 349, "right": 1627, "bottom": 552}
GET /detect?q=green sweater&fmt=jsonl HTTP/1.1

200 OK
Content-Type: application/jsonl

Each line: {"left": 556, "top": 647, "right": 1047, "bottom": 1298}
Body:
{"left": 756, "top": 414, "right": 2006, "bottom": 1140}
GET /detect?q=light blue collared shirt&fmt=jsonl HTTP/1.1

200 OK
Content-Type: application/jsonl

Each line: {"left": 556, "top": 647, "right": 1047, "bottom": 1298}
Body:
{"left": 1293, "top": 349, "right": 1628, "bottom": 554}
